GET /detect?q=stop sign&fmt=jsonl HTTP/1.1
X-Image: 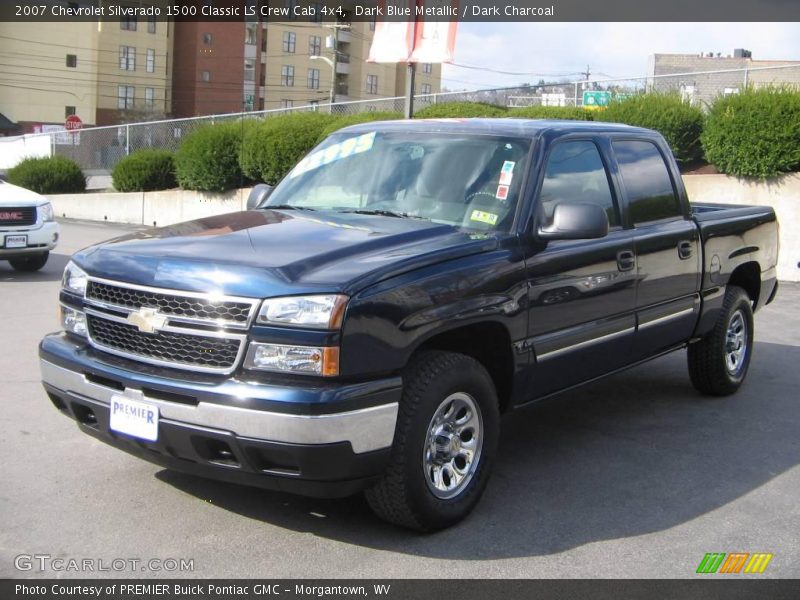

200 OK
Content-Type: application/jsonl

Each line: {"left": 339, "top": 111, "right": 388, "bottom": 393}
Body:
{"left": 65, "top": 115, "right": 82, "bottom": 132}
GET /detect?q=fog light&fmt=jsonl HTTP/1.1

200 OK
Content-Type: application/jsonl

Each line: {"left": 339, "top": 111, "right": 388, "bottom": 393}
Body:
{"left": 61, "top": 305, "right": 87, "bottom": 337}
{"left": 244, "top": 342, "right": 339, "bottom": 376}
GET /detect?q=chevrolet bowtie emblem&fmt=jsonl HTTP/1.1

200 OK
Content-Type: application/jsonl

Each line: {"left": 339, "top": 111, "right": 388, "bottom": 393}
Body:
{"left": 126, "top": 307, "right": 167, "bottom": 334}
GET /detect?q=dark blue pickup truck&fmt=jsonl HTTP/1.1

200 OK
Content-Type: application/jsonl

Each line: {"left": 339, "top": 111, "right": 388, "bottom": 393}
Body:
{"left": 41, "top": 119, "right": 779, "bottom": 531}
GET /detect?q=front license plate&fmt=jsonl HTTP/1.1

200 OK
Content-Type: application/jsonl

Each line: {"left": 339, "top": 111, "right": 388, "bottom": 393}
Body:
{"left": 109, "top": 395, "right": 159, "bottom": 441}
{"left": 4, "top": 235, "right": 27, "bottom": 248}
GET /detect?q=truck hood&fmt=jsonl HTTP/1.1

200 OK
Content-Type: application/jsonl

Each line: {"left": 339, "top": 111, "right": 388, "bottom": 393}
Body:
{"left": 73, "top": 210, "right": 498, "bottom": 297}
{"left": 0, "top": 180, "right": 48, "bottom": 207}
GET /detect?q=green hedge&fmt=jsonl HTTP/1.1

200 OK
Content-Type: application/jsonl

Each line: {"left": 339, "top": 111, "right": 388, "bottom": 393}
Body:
{"left": 7, "top": 156, "right": 86, "bottom": 194}
{"left": 702, "top": 87, "right": 800, "bottom": 178}
{"left": 112, "top": 149, "right": 176, "bottom": 192}
{"left": 175, "top": 122, "right": 251, "bottom": 192}
{"left": 414, "top": 101, "right": 508, "bottom": 119}
{"left": 596, "top": 94, "right": 705, "bottom": 163}
{"left": 240, "top": 112, "right": 336, "bottom": 184}
{"left": 507, "top": 105, "right": 594, "bottom": 121}
{"left": 317, "top": 111, "right": 403, "bottom": 143}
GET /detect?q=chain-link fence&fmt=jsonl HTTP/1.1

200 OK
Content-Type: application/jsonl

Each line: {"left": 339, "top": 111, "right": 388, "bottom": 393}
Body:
{"left": 3, "top": 63, "right": 798, "bottom": 174}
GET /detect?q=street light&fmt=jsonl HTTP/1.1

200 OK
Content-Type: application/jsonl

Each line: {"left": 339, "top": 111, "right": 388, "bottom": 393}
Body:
{"left": 310, "top": 55, "right": 335, "bottom": 110}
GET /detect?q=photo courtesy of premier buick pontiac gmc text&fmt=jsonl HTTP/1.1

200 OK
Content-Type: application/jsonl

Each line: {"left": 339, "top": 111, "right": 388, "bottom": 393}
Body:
{"left": 40, "top": 119, "right": 779, "bottom": 531}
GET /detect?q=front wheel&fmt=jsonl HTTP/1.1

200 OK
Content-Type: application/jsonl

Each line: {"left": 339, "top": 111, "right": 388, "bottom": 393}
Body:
{"left": 365, "top": 351, "right": 500, "bottom": 531}
{"left": 688, "top": 285, "right": 754, "bottom": 396}
{"left": 9, "top": 252, "right": 49, "bottom": 272}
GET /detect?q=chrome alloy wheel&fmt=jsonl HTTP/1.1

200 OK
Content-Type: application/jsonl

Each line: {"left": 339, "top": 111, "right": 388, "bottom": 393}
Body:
{"left": 725, "top": 309, "right": 748, "bottom": 375}
{"left": 423, "top": 392, "right": 483, "bottom": 500}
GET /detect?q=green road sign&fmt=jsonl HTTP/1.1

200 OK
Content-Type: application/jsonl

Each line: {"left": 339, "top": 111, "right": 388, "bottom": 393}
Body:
{"left": 582, "top": 90, "right": 611, "bottom": 108}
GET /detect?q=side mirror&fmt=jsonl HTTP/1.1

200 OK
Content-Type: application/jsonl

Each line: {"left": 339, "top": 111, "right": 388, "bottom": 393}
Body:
{"left": 537, "top": 202, "right": 609, "bottom": 241}
{"left": 247, "top": 183, "right": 274, "bottom": 210}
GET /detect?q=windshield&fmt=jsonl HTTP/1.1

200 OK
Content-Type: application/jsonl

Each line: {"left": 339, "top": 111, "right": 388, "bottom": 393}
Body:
{"left": 264, "top": 130, "right": 531, "bottom": 231}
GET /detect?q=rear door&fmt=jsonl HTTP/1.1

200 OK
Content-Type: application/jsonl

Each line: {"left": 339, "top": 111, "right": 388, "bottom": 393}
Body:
{"left": 525, "top": 137, "right": 638, "bottom": 397}
{"left": 611, "top": 138, "right": 701, "bottom": 356}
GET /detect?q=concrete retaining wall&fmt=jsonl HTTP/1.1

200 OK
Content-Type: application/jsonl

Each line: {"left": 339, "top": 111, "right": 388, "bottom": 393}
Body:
{"left": 683, "top": 174, "right": 799, "bottom": 282}
{"left": 47, "top": 175, "right": 799, "bottom": 281}
{"left": 48, "top": 188, "right": 251, "bottom": 228}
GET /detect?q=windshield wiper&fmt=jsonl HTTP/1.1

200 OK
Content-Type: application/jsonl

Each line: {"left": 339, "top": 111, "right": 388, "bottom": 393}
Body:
{"left": 337, "top": 209, "right": 425, "bottom": 219}
{"left": 264, "top": 204, "right": 316, "bottom": 211}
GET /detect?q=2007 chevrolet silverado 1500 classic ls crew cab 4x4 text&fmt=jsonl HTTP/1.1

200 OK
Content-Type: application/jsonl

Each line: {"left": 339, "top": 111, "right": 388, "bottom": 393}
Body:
{"left": 40, "top": 120, "right": 779, "bottom": 531}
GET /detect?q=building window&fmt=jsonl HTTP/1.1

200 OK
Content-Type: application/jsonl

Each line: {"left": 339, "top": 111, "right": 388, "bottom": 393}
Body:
{"left": 117, "top": 85, "right": 134, "bottom": 109}
{"left": 422, "top": 63, "right": 432, "bottom": 74}
{"left": 366, "top": 74, "right": 378, "bottom": 95}
{"left": 421, "top": 83, "right": 432, "bottom": 95}
{"left": 144, "top": 87, "right": 154, "bottom": 108}
{"left": 281, "top": 65, "right": 295, "bottom": 86}
{"left": 119, "top": 46, "right": 135, "bottom": 71}
{"left": 282, "top": 31, "right": 296, "bottom": 53}
{"left": 66, "top": 54, "right": 77, "bottom": 68}
{"left": 147, "top": 16, "right": 156, "bottom": 34}
{"left": 310, "top": 100, "right": 319, "bottom": 109}
{"left": 309, "top": 35, "right": 321, "bottom": 56}
{"left": 201, "top": 70, "right": 211, "bottom": 82}
{"left": 245, "top": 22, "right": 257, "bottom": 45}
{"left": 244, "top": 59, "right": 255, "bottom": 82}
{"left": 281, "top": 99, "right": 294, "bottom": 109}
{"left": 65, "top": 106, "right": 76, "bottom": 118}
{"left": 307, "top": 68, "right": 320, "bottom": 89}
{"left": 203, "top": 32, "right": 213, "bottom": 45}
{"left": 120, "top": 15, "right": 137, "bottom": 31}
{"left": 146, "top": 49, "right": 155, "bottom": 73}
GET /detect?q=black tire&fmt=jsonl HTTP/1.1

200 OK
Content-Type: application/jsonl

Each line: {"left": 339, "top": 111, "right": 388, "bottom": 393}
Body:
{"left": 688, "top": 285, "right": 754, "bottom": 396}
{"left": 9, "top": 252, "right": 49, "bottom": 272}
{"left": 365, "top": 350, "right": 500, "bottom": 532}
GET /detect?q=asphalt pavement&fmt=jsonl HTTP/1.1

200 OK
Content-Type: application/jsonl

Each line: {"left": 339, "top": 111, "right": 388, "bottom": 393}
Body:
{"left": 1, "top": 219, "right": 798, "bottom": 578}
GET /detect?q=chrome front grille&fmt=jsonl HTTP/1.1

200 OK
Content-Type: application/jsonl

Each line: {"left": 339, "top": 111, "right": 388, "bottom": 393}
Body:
{"left": 87, "top": 314, "right": 242, "bottom": 371}
{"left": 82, "top": 278, "right": 258, "bottom": 374}
{"left": 86, "top": 280, "right": 255, "bottom": 328}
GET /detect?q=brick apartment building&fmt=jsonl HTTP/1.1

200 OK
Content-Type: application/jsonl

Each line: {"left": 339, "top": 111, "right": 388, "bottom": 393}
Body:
{"left": 172, "top": 20, "right": 442, "bottom": 117}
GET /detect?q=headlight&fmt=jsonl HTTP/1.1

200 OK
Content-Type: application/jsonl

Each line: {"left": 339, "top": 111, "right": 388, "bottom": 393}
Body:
{"left": 244, "top": 342, "right": 339, "bottom": 376}
{"left": 257, "top": 294, "right": 348, "bottom": 329}
{"left": 39, "top": 202, "right": 55, "bottom": 222}
{"left": 60, "top": 305, "right": 87, "bottom": 337}
{"left": 62, "top": 261, "right": 88, "bottom": 296}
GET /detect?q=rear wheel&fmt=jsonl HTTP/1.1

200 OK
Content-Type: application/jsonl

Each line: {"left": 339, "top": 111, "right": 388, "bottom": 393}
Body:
{"left": 688, "top": 285, "right": 753, "bottom": 396}
{"left": 9, "top": 252, "right": 49, "bottom": 272}
{"left": 365, "top": 350, "right": 500, "bottom": 531}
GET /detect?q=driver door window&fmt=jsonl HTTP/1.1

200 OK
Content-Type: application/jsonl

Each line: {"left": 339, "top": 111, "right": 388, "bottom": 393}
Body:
{"left": 539, "top": 140, "right": 619, "bottom": 228}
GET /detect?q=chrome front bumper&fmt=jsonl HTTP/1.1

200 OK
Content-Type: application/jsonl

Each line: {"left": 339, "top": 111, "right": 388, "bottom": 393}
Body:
{"left": 40, "top": 359, "right": 399, "bottom": 454}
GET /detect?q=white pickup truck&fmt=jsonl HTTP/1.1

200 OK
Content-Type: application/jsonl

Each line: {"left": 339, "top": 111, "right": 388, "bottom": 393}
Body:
{"left": 0, "top": 179, "right": 59, "bottom": 271}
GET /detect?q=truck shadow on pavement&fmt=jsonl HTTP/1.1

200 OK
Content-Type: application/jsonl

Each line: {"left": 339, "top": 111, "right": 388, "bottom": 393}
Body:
{"left": 0, "top": 252, "right": 70, "bottom": 283}
{"left": 157, "top": 340, "right": 800, "bottom": 559}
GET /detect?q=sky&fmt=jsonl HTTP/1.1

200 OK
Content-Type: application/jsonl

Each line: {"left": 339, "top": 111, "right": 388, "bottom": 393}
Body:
{"left": 440, "top": 23, "right": 800, "bottom": 90}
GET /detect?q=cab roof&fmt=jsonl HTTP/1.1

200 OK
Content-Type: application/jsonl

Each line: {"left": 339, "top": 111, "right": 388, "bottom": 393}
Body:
{"left": 338, "top": 117, "right": 655, "bottom": 139}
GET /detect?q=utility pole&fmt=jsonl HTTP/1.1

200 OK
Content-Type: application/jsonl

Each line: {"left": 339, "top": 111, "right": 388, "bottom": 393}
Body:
{"left": 404, "top": 63, "right": 416, "bottom": 119}
{"left": 330, "top": 25, "right": 339, "bottom": 109}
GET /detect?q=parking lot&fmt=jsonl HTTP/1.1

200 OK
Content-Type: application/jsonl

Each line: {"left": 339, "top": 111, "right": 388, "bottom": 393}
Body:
{"left": 1, "top": 219, "right": 798, "bottom": 579}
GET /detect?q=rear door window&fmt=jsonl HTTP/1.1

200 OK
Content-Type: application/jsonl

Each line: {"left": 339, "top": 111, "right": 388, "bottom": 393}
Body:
{"left": 613, "top": 140, "right": 682, "bottom": 224}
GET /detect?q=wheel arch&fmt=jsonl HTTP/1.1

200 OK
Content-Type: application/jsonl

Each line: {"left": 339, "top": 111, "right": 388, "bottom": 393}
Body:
{"left": 410, "top": 321, "right": 516, "bottom": 414}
